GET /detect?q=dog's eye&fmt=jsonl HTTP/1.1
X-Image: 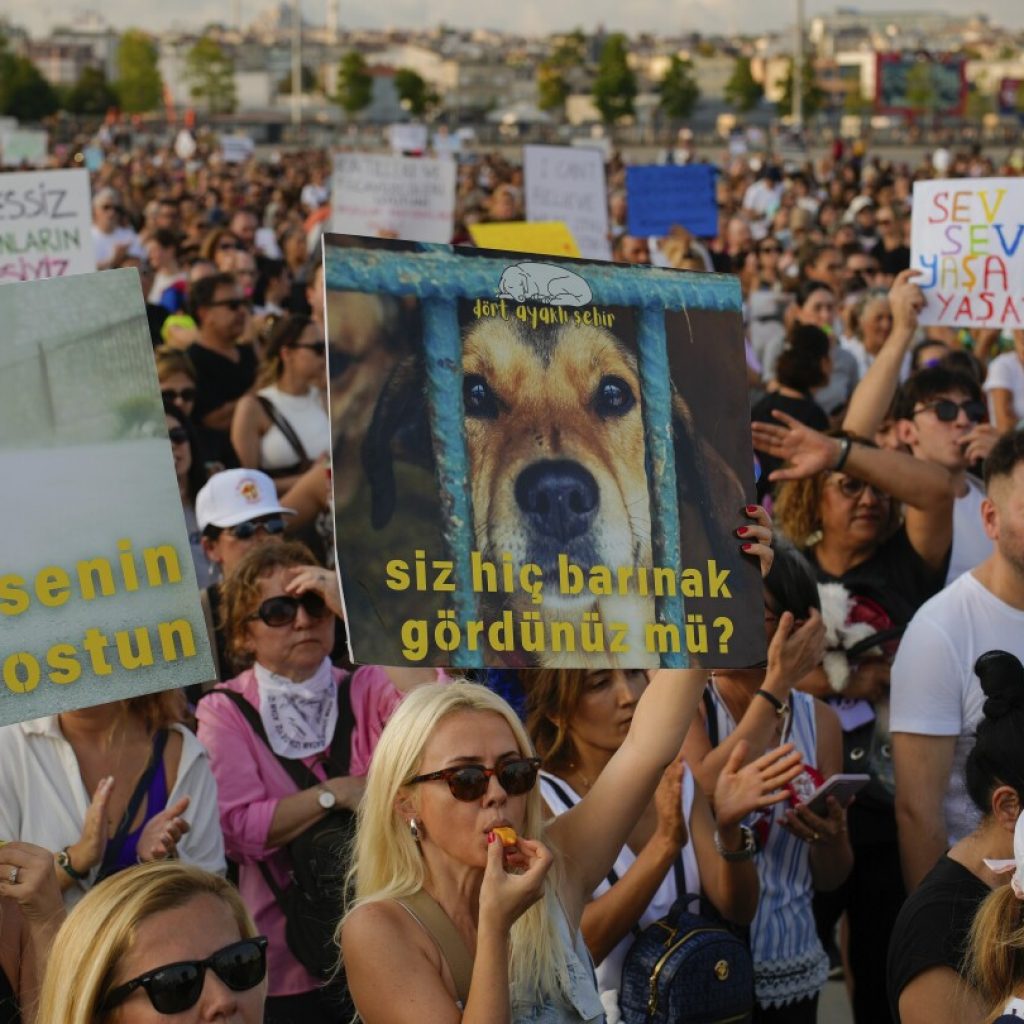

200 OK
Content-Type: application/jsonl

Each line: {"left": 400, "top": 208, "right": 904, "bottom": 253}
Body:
{"left": 463, "top": 374, "right": 499, "bottom": 419}
{"left": 594, "top": 376, "right": 636, "bottom": 418}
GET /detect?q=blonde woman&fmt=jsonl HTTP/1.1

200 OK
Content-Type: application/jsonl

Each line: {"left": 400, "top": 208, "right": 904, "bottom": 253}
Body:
{"left": 340, "top": 519, "right": 774, "bottom": 1023}
{"left": 36, "top": 862, "right": 266, "bottom": 1023}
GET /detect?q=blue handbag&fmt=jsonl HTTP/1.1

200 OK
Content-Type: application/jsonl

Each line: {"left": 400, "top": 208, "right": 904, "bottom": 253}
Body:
{"left": 619, "top": 864, "right": 754, "bottom": 1024}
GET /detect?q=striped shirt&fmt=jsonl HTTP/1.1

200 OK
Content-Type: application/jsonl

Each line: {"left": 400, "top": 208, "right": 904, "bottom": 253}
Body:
{"left": 705, "top": 684, "right": 829, "bottom": 1009}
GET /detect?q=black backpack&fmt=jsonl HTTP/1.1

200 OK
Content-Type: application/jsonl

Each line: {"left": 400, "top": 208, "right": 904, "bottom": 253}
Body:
{"left": 210, "top": 684, "right": 357, "bottom": 982}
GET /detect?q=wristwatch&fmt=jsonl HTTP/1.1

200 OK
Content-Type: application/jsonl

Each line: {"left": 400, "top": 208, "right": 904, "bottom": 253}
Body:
{"left": 317, "top": 785, "right": 336, "bottom": 810}
{"left": 57, "top": 846, "right": 88, "bottom": 881}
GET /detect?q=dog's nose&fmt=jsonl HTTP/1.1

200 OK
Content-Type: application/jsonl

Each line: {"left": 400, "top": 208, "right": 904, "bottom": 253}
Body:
{"left": 514, "top": 460, "right": 599, "bottom": 542}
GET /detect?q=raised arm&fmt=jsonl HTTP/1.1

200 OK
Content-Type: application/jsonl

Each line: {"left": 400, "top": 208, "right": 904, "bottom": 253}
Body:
{"left": 843, "top": 269, "right": 924, "bottom": 437}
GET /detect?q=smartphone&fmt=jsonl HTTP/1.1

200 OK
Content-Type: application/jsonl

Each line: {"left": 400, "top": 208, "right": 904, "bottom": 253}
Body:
{"left": 803, "top": 774, "right": 870, "bottom": 817}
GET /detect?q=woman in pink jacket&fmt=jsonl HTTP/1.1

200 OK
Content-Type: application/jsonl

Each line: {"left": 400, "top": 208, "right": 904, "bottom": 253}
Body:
{"left": 196, "top": 540, "right": 439, "bottom": 1024}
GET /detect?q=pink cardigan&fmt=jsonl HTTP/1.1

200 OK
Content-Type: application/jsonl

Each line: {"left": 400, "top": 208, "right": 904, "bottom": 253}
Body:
{"left": 196, "top": 664, "right": 403, "bottom": 997}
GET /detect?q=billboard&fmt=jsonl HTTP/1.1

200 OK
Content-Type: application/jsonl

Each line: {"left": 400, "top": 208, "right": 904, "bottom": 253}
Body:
{"left": 875, "top": 52, "right": 967, "bottom": 117}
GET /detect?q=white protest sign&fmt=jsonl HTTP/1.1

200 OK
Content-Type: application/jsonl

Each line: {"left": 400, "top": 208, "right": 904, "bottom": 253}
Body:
{"left": 1, "top": 129, "right": 49, "bottom": 167}
{"left": 388, "top": 123, "right": 429, "bottom": 153}
{"left": 524, "top": 145, "right": 611, "bottom": 261}
{"left": 331, "top": 152, "right": 456, "bottom": 243}
{"left": 174, "top": 129, "right": 197, "bottom": 160}
{"left": 220, "top": 134, "right": 255, "bottom": 164}
{"left": 911, "top": 178, "right": 1024, "bottom": 328}
{"left": 0, "top": 168, "right": 96, "bottom": 284}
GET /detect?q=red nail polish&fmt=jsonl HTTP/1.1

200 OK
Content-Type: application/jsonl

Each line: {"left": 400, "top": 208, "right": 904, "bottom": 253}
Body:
{"left": 487, "top": 831, "right": 495, "bottom": 844}
{"left": 741, "top": 543, "right": 753, "bottom": 551}
{"left": 736, "top": 526, "right": 749, "bottom": 536}
{"left": 745, "top": 505, "right": 758, "bottom": 515}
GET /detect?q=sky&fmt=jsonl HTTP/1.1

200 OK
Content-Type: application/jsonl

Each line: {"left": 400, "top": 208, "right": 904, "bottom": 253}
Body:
{"left": 8, "top": 0, "right": 1024, "bottom": 38}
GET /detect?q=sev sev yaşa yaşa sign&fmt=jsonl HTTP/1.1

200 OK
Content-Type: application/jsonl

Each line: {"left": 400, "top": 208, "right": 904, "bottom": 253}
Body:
{"left": 0, "top": 271, "right": 213, "bottom": 725}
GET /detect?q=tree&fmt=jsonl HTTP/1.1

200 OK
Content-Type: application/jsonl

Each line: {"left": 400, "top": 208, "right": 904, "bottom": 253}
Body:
{"left": 278, "top": 65, "right": 319, "bottom": 95}
{"left": 592, "top": 33, "right": 637, "bottom": 125}
{"left": 394, "top": 67, "right": 437, "bottom": 117}
{"left": 537, "top": 29, "right": 586, "bottom": 114}
{"left": 724, "top": 56, "right": 763, "bottom": 112}
{"left": 775, "top": 59, "right": 826, "bottom": 119}
{"left": 0, "top": 53, "right": 59, "bottom": 121}
{"left": 335, "top": 50, "right": 373, "bottom": 118}
{"left": 116, "top": 30, "right": 162, "bottom": 112}
{"left": 905, "top": 60, "right": 937, "bottom": 122}
{"left": 64, "top": 66, "right": 118, "bottom": 115}
{"left": 658, "top": 55, "right": 700, "bottom": 120}
{"left": 183, "top": 35, "right": 236, "bottom": 115}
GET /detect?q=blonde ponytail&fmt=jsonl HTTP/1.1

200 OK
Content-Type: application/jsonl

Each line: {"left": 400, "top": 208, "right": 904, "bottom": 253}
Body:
{"left": 966, "top": 885, "right": 1024, "bottom": 1023}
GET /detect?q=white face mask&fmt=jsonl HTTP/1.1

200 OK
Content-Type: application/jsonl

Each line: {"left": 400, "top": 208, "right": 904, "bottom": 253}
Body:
{"left": 254, "top": 657, "right": 337, "bottom": 759}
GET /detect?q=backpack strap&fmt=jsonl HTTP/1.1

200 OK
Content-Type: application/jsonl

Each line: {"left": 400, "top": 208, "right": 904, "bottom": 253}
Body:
{"left": 397, "top": 890, "right": 473, "bottom": 1007}
{"left": 702, "top": 687, "right": 719, "bottom": 747}
{"left": 256, "top": 394, "right": 313, "bottom": 471}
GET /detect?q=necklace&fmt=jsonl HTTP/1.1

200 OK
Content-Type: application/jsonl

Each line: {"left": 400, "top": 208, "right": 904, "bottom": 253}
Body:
{"left": 572, "top": 765, "right": 593, "bottom": 792}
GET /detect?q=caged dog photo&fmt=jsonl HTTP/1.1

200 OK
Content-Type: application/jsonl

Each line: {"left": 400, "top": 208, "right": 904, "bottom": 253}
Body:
{"left": 334, "top": 285, "right": 754, "bottom": 669}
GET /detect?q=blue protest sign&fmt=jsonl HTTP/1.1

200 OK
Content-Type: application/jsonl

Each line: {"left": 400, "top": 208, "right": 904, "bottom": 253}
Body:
{"left": 625, "top": 164, "right": 718, "bottom": 238}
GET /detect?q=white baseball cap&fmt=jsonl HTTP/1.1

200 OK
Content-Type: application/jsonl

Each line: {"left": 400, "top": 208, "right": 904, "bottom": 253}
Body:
{"left": 196, "top": 469, "right": 295, "bottom": 532}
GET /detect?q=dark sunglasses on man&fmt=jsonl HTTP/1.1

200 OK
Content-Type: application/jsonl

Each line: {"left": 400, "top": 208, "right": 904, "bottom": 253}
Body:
{"left": 162, "top": 387, "right": 197, "bottom": 405}
{"left": 100, "top": 936, "right": 268, "bottom": 1015}
{"left": 913, "top": 398, "right": 988, "bottom": 424}
{"left": 204, "top": 516, "right": 286, "bottom": 542}
{"left": 207, "top": 298, "right": 251, "bottom": 312}
{"left": 246, "top": 591, "right": 330, "bottom": 627}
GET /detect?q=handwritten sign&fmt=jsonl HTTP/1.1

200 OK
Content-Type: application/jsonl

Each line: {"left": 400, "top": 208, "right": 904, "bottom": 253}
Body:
{"left": 911, "top": 178, "right": 1024, "bottom": 328}
{"left": 331, "top": 152, "right": 456, "bottom": 244}
{"left": 0, "top": 169, "right": 96, "bottom": 284}
{"left": 1, "top": 129, "right": 48, "bottom": 168}
{"left": 469, "top": 221, "right": 580, "bottom": 258}
{"left": 625, "top": 165, "right": 718, "bottom": 238}
{"left": 219, "top": 134, "right": 255, "bottom": 164}
{"left": 388, "top": 123, "right": 429, "bottom": 153}
{"left": 0, "top": 271, "right": 214, "bottom": 725}
{"left": 524, "top": 145, "right": 611, "bottom": 261}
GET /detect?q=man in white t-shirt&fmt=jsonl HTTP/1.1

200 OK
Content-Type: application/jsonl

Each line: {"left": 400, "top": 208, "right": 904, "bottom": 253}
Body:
{"left": 984, "top": 330, "right": 1024, "bottom": 433}
{"left": 90, "top": 188, "right": 145, "bottom": 270}
{"left": 891, "top": 431, "right": 1024, "bottom": 891}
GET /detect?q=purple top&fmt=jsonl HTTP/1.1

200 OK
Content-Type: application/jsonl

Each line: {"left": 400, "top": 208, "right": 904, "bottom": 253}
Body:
{"left": 109, "top": 736, "right": 170, "bottom": 873}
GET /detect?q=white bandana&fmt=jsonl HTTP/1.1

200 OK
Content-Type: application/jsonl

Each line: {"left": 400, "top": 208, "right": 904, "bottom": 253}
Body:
{"left": 984, "top": 809, "right": 1024, "bottom": 899}
{"left": 254, "top": 657, "right": 338, "bottom": 759}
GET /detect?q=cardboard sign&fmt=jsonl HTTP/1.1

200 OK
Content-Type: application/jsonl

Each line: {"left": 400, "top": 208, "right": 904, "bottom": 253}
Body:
{"left": 219, "top": 134, "right": 255, "bottom": 164}
{"left": 911, "top": 178, "right": 1024, "bottom": 328}
{"left": 469, "top": 221, "right": 581, "bottom": 258}
{"left": 388, "top": 123, "right": 429, "bottom": 154}
{"left": 625, "top": 164, "right": 718, "bottom": 238}
{"left": 0, "top": 271, "right": 214, "bottom": 725}
{"left": 0, "top": 168, "right": 96, "bottom": 284}
{"left": 524, "top": 145, "right": 611, "bottom": 261}
{"left": 331, "top": 152, "right": 456, "bottom": 244}
{"left": 324, "top": 234, "right": 761, "bottom": 670}
{"left": 1, "top": 129, "right": 48, "bottom": 167}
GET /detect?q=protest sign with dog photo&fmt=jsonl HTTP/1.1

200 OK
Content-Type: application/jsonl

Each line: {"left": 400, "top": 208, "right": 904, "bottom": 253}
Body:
{"left": 324, "top": 236, "right": 761, "bottom": 669}
{"left": 0, "top": 271, "right": 214, "bottom": 725}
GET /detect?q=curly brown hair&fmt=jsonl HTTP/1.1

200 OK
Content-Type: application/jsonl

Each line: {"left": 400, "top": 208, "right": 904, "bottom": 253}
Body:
{"left": 219, "top": 539, "right": 319, "bottom": 670}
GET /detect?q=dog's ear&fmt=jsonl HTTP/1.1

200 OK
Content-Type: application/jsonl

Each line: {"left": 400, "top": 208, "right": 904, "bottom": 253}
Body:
{"left": 360, "top": 352, "right": 433, "bottom": 529}
{"left": 670, "top": 394, "right": 748, "bottom": 563}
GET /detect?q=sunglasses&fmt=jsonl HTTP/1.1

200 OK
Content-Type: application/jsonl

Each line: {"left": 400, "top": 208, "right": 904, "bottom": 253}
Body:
{"left": 409, "top": 757, "right": 542, "bottom": 802}
{"left": 226, "top": 516, "right": 286, "bottom": 541}
{"left": 830, "top": 476, "right": 888, "bottom": 500}
{"left": 208, "top": 298, "right": 250, "bottom": 311}
{"left": 217, "top": 241, "right": 241, "bottom": 251}
{"left": 168, "top": 427, "right": 189, "bottom": 445}
{"left": 162, "top": 387, "right": 197, "bottom": 404}
{"left": 758, "top": 245, "right": 781, "bottom": 254}
{"left": 101, "top": 936, "right": 268, "bottom": 1015}
{"left": 247, "top": 591, "right": 329, "bottom": 627}
{"left": 914, "top": 398, "right": 987, "bottom": 424}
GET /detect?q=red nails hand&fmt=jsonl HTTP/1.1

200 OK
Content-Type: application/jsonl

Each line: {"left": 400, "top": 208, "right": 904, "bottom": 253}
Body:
{"left": 736, "top": 526, "right": 750, "bottom": 536}
{"left": 745, "top": 505, "right": 759, "bottom": 515}
{"left": 487, "top": 831, "right": 495, "bottom": 844}
{"left": 741, "top": 543, "right": 753, "bottom": 551}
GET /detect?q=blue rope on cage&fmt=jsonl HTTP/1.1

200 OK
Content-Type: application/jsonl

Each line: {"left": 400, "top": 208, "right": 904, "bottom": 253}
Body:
{"left": 326, "top": 244, "right": 740, "bottom": 667}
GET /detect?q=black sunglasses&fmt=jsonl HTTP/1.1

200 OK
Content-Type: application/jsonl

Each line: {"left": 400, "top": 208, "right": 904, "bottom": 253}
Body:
{"left": 914, "top": 398, "right": 987, "bottom": 424}
{"left": 288, "top": 341, "right": 327, "bottom": 356}
{"left": 409, "top": 757, "right": 541, "bottom": 802}
{"left": 247, "top": 591, "right": 329, "bottom": 627}
{"left": 227, "top": 516, "right": 286, "bottom": 541}
{"left": 168, "top": 427, "right": 189, "bottom": 445}
{"left": 208, "top": 298, "right": 250, "bottom": 311}
{"left": 101, "top": 936, "right": 268, "bottom": 1014}
{"left": 162, "top": 387, "right": 197, "bottom": 404}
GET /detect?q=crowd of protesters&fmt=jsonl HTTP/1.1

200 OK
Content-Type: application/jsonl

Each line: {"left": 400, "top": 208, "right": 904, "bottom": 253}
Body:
{"left": 1, "top": 127, "right": 1024, "bottom": 1024}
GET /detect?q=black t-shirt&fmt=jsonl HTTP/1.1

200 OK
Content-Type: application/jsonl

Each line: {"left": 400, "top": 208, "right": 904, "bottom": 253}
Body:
{"left": 870, "top": 240, "right": 911, "bottom": 276}
{"left": 812, "top": 524, "right": 947, "bottom": 629}
{"left": 0, "top": 962, "right": 19, "bottom": 1024}
{"left": 751, "top": 392, "right": 829, "bottom": 500}
{"left": 187, "top": 342, "right": 257, "bottom": 426}
{"left": 886, "top": 854, "right": 990, "bottom": 1020}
